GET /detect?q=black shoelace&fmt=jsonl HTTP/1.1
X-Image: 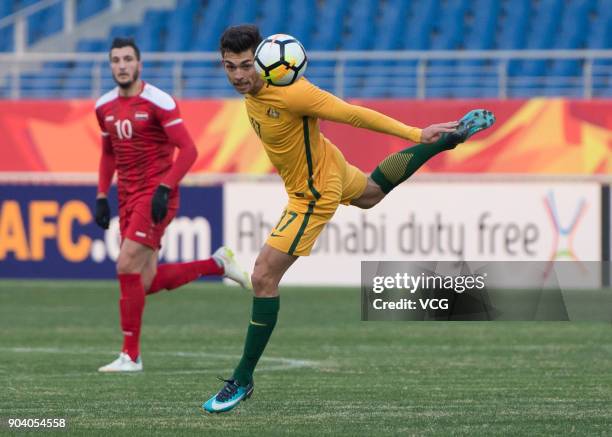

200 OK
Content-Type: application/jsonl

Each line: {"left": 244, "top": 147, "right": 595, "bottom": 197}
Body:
{"left": 216, "top": 377, "right": 239, "bottom": 402}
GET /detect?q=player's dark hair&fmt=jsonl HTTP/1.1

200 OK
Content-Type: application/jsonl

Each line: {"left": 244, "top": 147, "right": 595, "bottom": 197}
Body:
{"left": 109, "top": 37, "right": 141, "bottom": 60}
{"left": 219, "top": 24, "right": 262, "bottom": 55}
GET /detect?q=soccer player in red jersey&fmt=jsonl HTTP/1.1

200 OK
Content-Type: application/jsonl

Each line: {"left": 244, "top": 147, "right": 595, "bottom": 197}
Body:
{"left": 94, "top": 38, "right": 250, "bottom": 372}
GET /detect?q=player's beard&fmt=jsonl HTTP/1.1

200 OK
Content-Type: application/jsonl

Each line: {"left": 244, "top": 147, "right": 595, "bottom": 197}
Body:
{"left": 114, "top": 69, "right": 140, "bottom": 89}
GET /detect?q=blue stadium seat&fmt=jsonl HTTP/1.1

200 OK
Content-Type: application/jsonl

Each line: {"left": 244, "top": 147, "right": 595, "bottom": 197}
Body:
{"left": 553, "top": 0, "right": 591, "bottom": 49}
{"left": 402, "top": 0, "right": 440, "bottom": 50}
{"left": 27, "top": 3, "right": 63, "bottom": 45}
{"left": 305, "top": 58, "right": 336, "bottom": 89}
{"left": 588, "top": 14, "right": 612, "bottom": 49}
{"left": 463, "top": 0, "right": 499, "bottom": 50}
{"left": 593, "top": 82, "right": 612, "bottom": 98}
{"left": 526, "top": 0, "right": 563, "bottom": 49}
{"left": 425, "top": 86, "right": 451, "bottom": 99}
{"left": 164, "top": 0, "right": 198, "bottom": 51}
{"left": 20, "top": 71, "right": 63, "bottom": 98}
{"left": 109, "top": 25, "right": 139, "bottom": 40}
{"left": 192, "top": 0, "right": 228, "bottom": 51}
{"left": 374, "top": 0, "right": 409, "bottom": 50}
{"left": 588, "top": 10, "right": 612, "bottom": 69}
{"left": 497, "top": 0, "right": 529, "bottom": 50}
{"left": 430, "top": 0, "right": 468, "bottom": 50}
{"left": 41, "top": 3, "right": 63, "bottom": 38}
{"left": 100, "top": 74, "right": 117, "bottom": 91}
{"left": 77, "top": 39, "right": 106, "bottom": 52}
{"left": 342, "top": 62, "right": 366, "bottom": 97}
{"left": 310, "top": 0, "right": 349, "bottom": 50}
{"left": 257, "top": 0, "right": 288, "bottom": 37}
{"left": 142, "top": 61, "right": 174, "bottom": 91}
{"left": 27, "top": 8, "right": 44, "bottom": 44}
{"left": 18, "top": 0, "right": 38, "bottom": 7}
{"left": 541, "top": 74, "right": 584, "bottom": 97}
{"left": 76, "top": 0, "right": 110, "bottom": 22}
{"left": 182, "top": 60, "right": 232, "bottom": 96}
{"left": 15, "top": 0, "right": 38, "bottom": 10}
{"left": 71, "top": 40, "right": 107, "bottom": 95}
{"left": 508, "top": 0, "right": 562, "bottom": 83}
{"left": 340, "top": 0, "right": 377, "bottom": 50}
{"left": 286, "top": 0, "right": 316, "bottom": 48}
{"left": 0, "top": 25, "right": 14, "bottom": 52}
{"left": 385, "top": 60, "right": 418, "bottom": 97}
{"left": 0, "top": 82, "right": 11, "bottom": 98}
{"left": 227, "top": 0, "right": 258, "bottom": 27}
{"left": 0, "top": 1, "right": 13, "bottom": 18}
{"left": 135, "top": 10, "right": 169, "bottom": 52}
{"left": 550, "top": 59, "right": 582, "bottom": 78}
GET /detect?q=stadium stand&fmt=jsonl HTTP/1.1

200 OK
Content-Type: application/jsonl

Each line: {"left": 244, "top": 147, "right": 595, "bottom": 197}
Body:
{"left": 0, "top": 0, "right": 610, "bottom": 98}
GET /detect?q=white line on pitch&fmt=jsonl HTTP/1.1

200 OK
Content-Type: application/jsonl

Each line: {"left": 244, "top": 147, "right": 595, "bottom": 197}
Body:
{"left": 0, "top": 346, "right": 320, "bottom": 371}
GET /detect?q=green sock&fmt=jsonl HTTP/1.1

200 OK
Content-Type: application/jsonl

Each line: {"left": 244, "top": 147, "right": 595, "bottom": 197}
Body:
{"left": 233, "top": 296, "right": 280, "bottom": 386}
{"left": 371, "top": 135, "right": 457, "bottom": 194}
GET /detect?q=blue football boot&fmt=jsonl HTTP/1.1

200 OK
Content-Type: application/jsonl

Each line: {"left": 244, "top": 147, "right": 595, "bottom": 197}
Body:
{"left": 203, "top": 378, "right": 254, "bottom": 413}
{"left": 442, "top": 109, "right": 496, "bottom": 148}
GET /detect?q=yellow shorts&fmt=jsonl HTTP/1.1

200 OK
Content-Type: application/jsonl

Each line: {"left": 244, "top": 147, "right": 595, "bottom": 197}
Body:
{"left": 266, "top": 146, "right": 368, "bottom": 256}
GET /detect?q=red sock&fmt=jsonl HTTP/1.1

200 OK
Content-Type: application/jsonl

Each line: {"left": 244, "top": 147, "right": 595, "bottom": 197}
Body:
{"left": 147, "top": 258, "right": 224, "bottom": 295}
{"left": 118, "top": 273, "right": 145, "bottom": 361}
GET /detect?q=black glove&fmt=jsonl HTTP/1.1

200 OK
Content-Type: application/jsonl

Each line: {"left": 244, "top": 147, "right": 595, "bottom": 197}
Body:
{"left": 95, "top": 197, "right": 111, "bottom": 230}
{"left": 151, "top": 185, "right": 171, "bottom": 224}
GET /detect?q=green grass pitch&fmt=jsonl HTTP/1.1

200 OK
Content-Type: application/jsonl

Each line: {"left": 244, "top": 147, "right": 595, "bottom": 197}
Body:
{"left": 1, "top": 280, "right": 611, "bottom": 436}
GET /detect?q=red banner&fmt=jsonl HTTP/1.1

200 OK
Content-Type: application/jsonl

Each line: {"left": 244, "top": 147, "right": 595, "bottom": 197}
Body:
{"left": 1, "top": 99, "right": 610, "bottom": 174}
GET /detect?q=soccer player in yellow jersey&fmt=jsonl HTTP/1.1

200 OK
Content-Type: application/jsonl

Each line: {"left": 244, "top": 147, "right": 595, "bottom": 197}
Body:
{"left": 203, "top": 24, "right": 495, "bottom": 413}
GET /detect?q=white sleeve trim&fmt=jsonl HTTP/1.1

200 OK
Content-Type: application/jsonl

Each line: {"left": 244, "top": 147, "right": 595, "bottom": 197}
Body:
{"left": 141, "top": 83, "right": 177, "bottom": 111}
{"left": 163, "top": 118, "right": 183, "bottom": 128}
{"left": 95, "top": 88, "right": 119, "bottom": 109}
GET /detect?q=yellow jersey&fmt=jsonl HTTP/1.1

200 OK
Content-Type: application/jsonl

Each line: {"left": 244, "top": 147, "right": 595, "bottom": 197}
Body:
{"left": 244, "top": 77, "right": 422, "bottom": 199}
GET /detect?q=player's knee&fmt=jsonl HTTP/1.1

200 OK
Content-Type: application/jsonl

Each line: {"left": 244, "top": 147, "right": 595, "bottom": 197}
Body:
{"left": 116, "top": 253, "right": 140, "bottom": 274}
{"left": 361, "top": 197, "right": 380, "bottom": 209}
{"left": 251, "top": 270, "right": 278, "bottom": 297}
{"left": 355, "top": 193, "right": 383, "bottom": 209}
{"left": 250, "top": 270, "right": 266, "bottom": 291}
{"left": 141, "top": 270, "right": 155, "bottom": 292}
{"left": 353, "top": 180, "right": 385, "bottom": 209}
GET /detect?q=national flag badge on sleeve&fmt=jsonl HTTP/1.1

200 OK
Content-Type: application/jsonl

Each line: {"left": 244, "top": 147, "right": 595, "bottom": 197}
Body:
{"left": 135, "top": 111, "right": 149, "bottom": 121}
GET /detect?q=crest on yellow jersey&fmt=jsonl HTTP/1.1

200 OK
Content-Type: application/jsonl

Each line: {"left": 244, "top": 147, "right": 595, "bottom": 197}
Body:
{"left": 266, "top": 107, "right": 280, "bottom": 119}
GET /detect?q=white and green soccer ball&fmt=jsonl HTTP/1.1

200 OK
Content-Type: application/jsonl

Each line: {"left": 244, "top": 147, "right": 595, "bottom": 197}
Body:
{"left": 254, "top": 34, "right": 308, "bottom": 86}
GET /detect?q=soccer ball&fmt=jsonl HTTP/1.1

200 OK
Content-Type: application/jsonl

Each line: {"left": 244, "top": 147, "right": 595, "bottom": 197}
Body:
{"left": 254, "top": 34, "right": 307, "bottom": 86}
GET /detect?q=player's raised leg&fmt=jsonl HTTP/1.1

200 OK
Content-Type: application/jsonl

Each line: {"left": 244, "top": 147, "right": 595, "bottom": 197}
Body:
{"left": 370, "top": 109, "right": 495, "bottom": 194}
{"left": 98, "top": 238, "right": 151, "bottom": 372}
{"left": 144, "top": 246, "right": 251, "bottom": 295}
{"left": 211, "top": 246, "right": 252, "bottom": 289}
{"left": 350, "top": 177, "right": 386, "bottom": 209}
{"left": 203, "top": 244, "right": 296, "bottom": 413}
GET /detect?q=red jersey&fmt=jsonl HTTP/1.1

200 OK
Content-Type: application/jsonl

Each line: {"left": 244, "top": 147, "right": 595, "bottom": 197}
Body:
{"left": 95, "top": 82, "right": 185, "bottom": 204}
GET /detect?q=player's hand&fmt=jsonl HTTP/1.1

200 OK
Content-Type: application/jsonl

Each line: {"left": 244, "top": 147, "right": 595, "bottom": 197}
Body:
{"left": 151, "top": 185, "right": 171, "bottom": 224}
{"left": 95, "top": 197, "right": 111, "bottom": 230}
{"left": 420, "top": 122, "right": 459, "bottom": 144}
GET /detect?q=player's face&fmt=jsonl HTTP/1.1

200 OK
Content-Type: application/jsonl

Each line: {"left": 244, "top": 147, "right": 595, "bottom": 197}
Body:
{"left": 110, "top": 47, "right": 142, "bottom": 89}
{"left": 222, "top": 50, "right": 263, "bottom": 95}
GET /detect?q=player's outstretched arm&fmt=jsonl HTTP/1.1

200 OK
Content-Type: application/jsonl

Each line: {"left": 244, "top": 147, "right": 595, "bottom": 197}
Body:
{"left": 287, "top": 79, "right": 425, "bottom": 143}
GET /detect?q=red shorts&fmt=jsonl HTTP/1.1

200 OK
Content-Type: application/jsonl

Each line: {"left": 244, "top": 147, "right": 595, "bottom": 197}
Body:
{"left": 119, "top": 195, "right": 178, "bottom": 250}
